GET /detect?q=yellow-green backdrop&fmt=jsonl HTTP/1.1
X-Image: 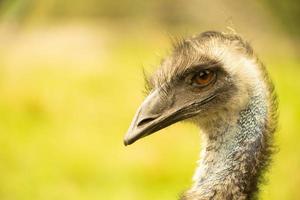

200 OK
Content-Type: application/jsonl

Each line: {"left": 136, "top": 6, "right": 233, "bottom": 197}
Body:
{"left": 0, "top": 0, "right": 299, "bottom": 199}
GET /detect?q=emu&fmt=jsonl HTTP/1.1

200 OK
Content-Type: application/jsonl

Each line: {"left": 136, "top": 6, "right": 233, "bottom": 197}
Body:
{"left": 124, "top": 31, "right": 278, "bottom": 200}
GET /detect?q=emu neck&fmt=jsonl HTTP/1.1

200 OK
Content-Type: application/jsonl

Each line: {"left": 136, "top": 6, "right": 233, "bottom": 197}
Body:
{"left": 184, "top": 94, "right": 269, "bottom": 200}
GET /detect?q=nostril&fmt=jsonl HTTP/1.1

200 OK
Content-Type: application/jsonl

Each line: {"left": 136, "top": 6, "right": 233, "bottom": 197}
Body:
{"left": 137, "top": 117, "right": 157, "bottom": 127}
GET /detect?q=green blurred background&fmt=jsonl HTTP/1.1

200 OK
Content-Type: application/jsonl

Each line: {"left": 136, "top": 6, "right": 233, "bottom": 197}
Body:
{"left": 0, "top": 0, "right": 299, "bottom": 199}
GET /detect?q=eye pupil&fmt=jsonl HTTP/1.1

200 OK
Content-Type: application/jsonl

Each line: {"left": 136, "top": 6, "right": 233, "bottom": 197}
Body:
{"left": 199, "top": 71, "right": 209, "bottom": 80}
{"left": 193, "top": 70, "right": 215, "bottom": 86}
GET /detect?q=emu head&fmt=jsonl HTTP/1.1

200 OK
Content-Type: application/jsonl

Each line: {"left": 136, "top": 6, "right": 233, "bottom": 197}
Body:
{"left": 124, "top": 31, "right": 266, "bottom": 145}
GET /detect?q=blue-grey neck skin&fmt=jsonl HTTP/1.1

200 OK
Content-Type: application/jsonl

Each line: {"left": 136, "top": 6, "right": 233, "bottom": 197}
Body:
{"left": 183, "top": 88, "right": 269, "bottom": 200}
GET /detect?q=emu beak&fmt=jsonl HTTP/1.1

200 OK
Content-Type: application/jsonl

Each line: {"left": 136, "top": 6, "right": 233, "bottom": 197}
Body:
{"left": 124, "top": 88, "right": 213, "bottom": 145}
{"left": 124, "top": 89, "right": 175, "bottom": 145}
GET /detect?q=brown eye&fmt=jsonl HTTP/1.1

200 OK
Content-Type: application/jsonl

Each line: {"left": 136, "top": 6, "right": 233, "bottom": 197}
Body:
{"left": 192, "top": 70, "right": 215, "bottom": 87}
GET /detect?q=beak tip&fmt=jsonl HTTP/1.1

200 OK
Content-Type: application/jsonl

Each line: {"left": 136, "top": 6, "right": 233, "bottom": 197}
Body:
{"left": 123, "top": 139, "right": 129, "bottom": 146}
{"left": 123, "top": 135, "right": 134, "bottom": 146}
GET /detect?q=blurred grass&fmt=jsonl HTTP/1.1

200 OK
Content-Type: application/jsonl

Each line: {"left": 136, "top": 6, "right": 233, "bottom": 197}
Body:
{"left": 0, "top": 23, "right": 299, "bottom": 200}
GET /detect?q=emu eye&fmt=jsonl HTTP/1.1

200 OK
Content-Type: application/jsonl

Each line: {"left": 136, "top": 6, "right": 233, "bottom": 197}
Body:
{"left": 192, "top": 70, "right": 215, "bottom": 87}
